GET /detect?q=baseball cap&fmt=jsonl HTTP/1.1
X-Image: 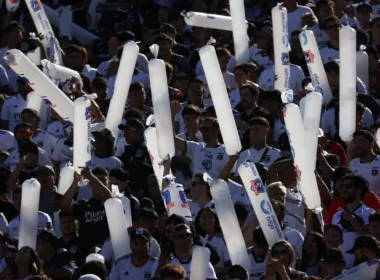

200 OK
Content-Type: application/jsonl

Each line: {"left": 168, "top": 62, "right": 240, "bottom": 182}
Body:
{"left": 159, "top": 23, "right": 177, "bottom": 35}
{"left": 171, "top": 223, "right": 192, "bottom": 237}
{"left": 37, "top": 230, "right": 59, "bottom": 248}
{"left": 21, "top": 108, "right": 39, "bottom": 119}
{"left": 155, "top": 33, "right": 174, "bottom": 44}
{"left": 36, "top": 165, "right": 56, "bottom": 177}
{"left": 92, "top": 128, "right": 116, "bottom": 143}
{"left": 256, "top": 26, "right": 273, "bottom": 40}
{"left": 347, "top": 235, "right": 380, "bottom": 254}
{"left": 321, "top": 248, "right": 345, "bottom": 264}
{"left": 118, "top": 118, "right": 145, "bottom": 131}
{"left": 130, "top": 228, "right": 151, "bottom": 241}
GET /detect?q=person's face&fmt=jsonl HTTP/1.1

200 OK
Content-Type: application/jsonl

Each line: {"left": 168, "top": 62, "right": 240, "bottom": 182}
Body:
{"left": 199, "top": 119, "right": 219, "bottom": 143}
{"left": 21, "top": 112, "right": 39, "bottom": 131}
{"left": 278, "top": 164, "right": 297, "bottom": 189}
{"left": 22, "top": 153, "right": 38, "bottom": 169}
{"left": 183, "top": 114, "right": 200, "bottom": 132}
{"left": 271, "top": 245, "right": 291, "bottom": 267}
{"left": 304, "top": 235, "right": 318, "bottom": 254}
{"left": 92, "top": 85, "right": 108, "bottom": 101}
{"left": 326, "top": 70, "right": 339, "bottom": 87}
{"left": 94, "top": 173, "right": 109, "bottom": 188}
{"left": 188, "top": 82, "right": 204, "bottom": 105}
{"left": 189, "top": 177, "right": 207, "bottom": 200}
{"left": 158, "top": 39, "right": 172, "bottom": 57}
{"left": 318, "top": 3, "right": 334, "bottom": 21}
{"left": 240, "top": 88, "right": 256, "bottom": 108}
{"left": 354, "top": 248, "right": 369, "bottom": 264}
{"left": 290, "top": 34, "right": 302, "bottom": 52}
{"left": 7, "top": 27, "right": 23, "bottom": 45}
{"left": 234, "top": 69, "right": 248, "bottom": 85}
{"left": 371, "top": 20, "right": 380, "bottom": 39}
{"left": 15, "top": 249, "right": 32, "bottom": 266}
{"left": 252, "top": 242, "right": 268, "bottom": 259}
{"left": 158, "top": 8, "right": 169, "bottom": 24}
{"left": 358, "top": 8, "right": 372, "bottom": 25}
{"left": 325, "top": 21, "right": 340, "bottom": 39}
{"left": 123, "top": 127, "right": 143, "bottom": 144}
{"left": 170, "top": 229, "right": 193, "bottom": 249}
{"left": 60, "top": 216, "right": 77, "bottom": 236}
{"left": 130, "top": 88, "right": 146, "bottom": 107}
{"left": 369, "top": 221, "right": 380, "bottom": 240}
{"left": 130, "top": 237, "right": 150, "bottom": 258}
{"left": 324, "top": 228, "right": 342, "bottom": 249}
{"left": 173, "top": 73, "right": 190, "bottom": 92}
{"left": 15, "top": 127, "right": 32, "bottom": 142}
{"left": 249, "top": 124, "right": 268, "bottom": 145}
{"left": 66, "top": 51, "right": 85, "bottom": 71}
{"left": 256, "top": 37, "right": 268, "bottom": 49}
{"left": 267, "top": 186, "right": 286, "bottom": 203}
{"left": 340, "top": 179, "right": 360, "bottom": 204}
{"left": 353, "top": 135, "right": 372, "bottom": 158}
{"left": 218, "top": 56, "right": 229, "bottom": 72}
{"left": 199, "top": 210, "right": 215, "bottom": 233}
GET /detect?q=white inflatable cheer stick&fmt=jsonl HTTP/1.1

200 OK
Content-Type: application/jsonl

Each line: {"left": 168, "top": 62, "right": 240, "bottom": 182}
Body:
{"left": 190, "top": 246, "right": 211, "bottom": 280}
{"left": 145, "top": 126, "right": 165, "bottom": 190}
{"left": 229, "top": 0, "right": 249, "bottom": 63}
{"left": 58, "top": 166, "right": 75, "bottom": 195}
{"left": 26, "top": 91, "right": 50, "bottom": 130}
{"left": 182, "top": 11, "right": 247, "bottom": 31}
{"left": 332, "top": 260, "right": 379, "bottom": 280}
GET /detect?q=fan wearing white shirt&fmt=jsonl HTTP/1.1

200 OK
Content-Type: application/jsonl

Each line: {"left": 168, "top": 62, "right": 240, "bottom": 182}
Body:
{"left": 247, "top": 228, "right": 269, "bottom": 280}
{"left": 349, "top": 130, "right": 380, "bottom": 196}
{"left": 236, "top": 117, "right": 281, "bottom": 172}
{"left": 21, "top": 108, "right": 57, "bottom": 158}
{"left": 187, "top": 174, "right": 214, "bottom": 220}
{"left": 174, "top": 117, "right": 229, "bottom": 177}
{"left": 282, "top": 0, "right": 318, "bottom": 35}
{"left": 319, "top": 16, "right": 341, "bottom": 64}
{"left": 331, "top": 174, "right": 374, "bottom": 254}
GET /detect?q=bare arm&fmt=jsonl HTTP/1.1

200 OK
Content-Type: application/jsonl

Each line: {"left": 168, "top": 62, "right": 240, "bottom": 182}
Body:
{"left": 82, "top": 168, "right": 112, "bottom": 200}
{"left": 218, "top": 155, "right": 238, "bottom": 181}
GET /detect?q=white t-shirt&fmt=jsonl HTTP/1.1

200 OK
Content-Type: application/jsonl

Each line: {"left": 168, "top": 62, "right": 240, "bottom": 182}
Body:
{"left": 109, "top": 253, "right": 158, "bottom": 280}
{"left": 8, "top": 211, "right": 52, "bottom": 239}
{"left": 188, "top": 200, "right": 214, "bottom": 220}
{"left": 51, "top": 137, "right": 73, "bottom": 169}
{"left": 319, "top": 45, "right": 339, "bottom": 64}
{"left": 284, "top": 210, "right": 307, "bottom": 237}
{"left": 0, "top": 94, "right": 27, "bottom": 132}
{"left": 287, "top": 6, "right": 317, "bottom": 35}
{"left": 286, "top": 185, "right": 305, "bottom": 220}
{"left": 101, "top": 236, "right": 161, "bottom": 263}
{"left": 3, "top": 147, "right": 53, "bottom": 171}
{"left": 282, "top": 225, "right": 304, "bottom": 261}
{"left": 249, "top": 45, "right": 273, "bottom": 70}
{"left": 170, "top": 253, "right": 217, "bottom": 280}
{"left": 258, "top": 64, "right": 305, "bottom": 96}
{"left": 0, "top": 213, "right": 8, "bottom": 234}
{"left": 186, "top": 142, "right": 229, "bottom": 177}
{"left": 32, "top": 131, "right": 57, "bottom": 158}
{"left": 247, "top": 247, "right": 268, "bottom": 280}
{"left": 90, "top": 154, "right": 122, "bottom": 173}
{"left": 174, "top": 103, "right": 207, "bottom": 135}
{"left": 349, "top": 156, "right": 380, "bottom": 196}
{"left": 47, "top": 121, "right": 68, "bottom": 140}
{"left": 332, "top": 204, "right": 374, "bottom": 253}
{"left": 236, "top": 146, "right": 281, "bottom": 170}
{"left": 308, "top": 24, "right": 329, "bottom": 49}
{"left": 207, "top": 233, "right": 231, "bottom": 268}
{"left": 0, "top": 130, "right": 16, "bottom": 153}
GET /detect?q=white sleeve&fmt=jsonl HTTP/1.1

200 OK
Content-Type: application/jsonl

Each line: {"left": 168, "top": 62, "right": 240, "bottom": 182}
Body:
{"left": 151, "top": 259, "right": 159, "bottom": 278}
{"left": 207, "top": 262, "right": 217, "bottom": 279}
{"left": 0, "top": 101, "right": 9, "bottom": 121}
{"left": 0, "top": 213, "right": 8, "bottom": 234}
{"left": 363, "top": 107, "right": 374, "bottom": 128}
{"left": 51, "top": 140, "right": 63, "bottom": 162}
{"left": 100, "top": 237, "right": 114, "bottom": 262}
{"left": 185, "top": 141, "right": 199, "bottom": 160}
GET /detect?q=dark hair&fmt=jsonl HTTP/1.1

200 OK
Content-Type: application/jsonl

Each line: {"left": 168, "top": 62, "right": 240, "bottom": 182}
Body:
{"left": 129, "top": 82, "right": 144, "bottom": 92}
{"left": 117, "top": 30, "right": 135, "bottom": 43}
{"left": 194, "top": 207, "right": 222, "bottom": 237}
{"left": 193, "top": 174, "right": 213, "bottom": 200}
{"left": 189, "top": 77, "right": 205, "bottom": 87}
{"left": 58, "top": 211, "right": 75, "bottom": 220}
{"left": 216, "top": 48, "right": 232, "bottom": 59}
{"left": 369, "top": 211, "right": 380, "bottom": 224}
{"left": 331, "top": 166, "right": 354, "bottom": 183}
{"left": 370, "top": 17, "right": 380, "bottom": 28}
{"left": 252, "top": 228, "right": 268, "bottom": 248}
{"left": 365, "top": 45, "right": 379, "bottom": 59}
{"left": 357, "top": 29, "right": 369, "bottom": 46}
{"left": 239, "top": 84, "right": 259, "bottom": 97}
{"left": 356, "top": 102, "right": 365, "bottom": 113}
{"left": 291, "top": 29, "right": 303, "bottom": 37}
{"left": 353, "top": 129, "right": 375, "bottom": 143}
{"left": 316, "top": 0, "right": 334, "bottom": 12}
{"left": 341, "top": 174, "right": 369, "bottom": 199}
{"left": 125, "top": 108, "right": 145, "bottom": 122}
{"left": 301, "top": 232, "right": 326, "bottom": 273}
{"left": 272, "top": 240, "right": 296, "bottom": 268}
{"left": 79, "top": 261, "right": 107, "bottom": 280}
{"left": 19, "top": 141, "right": 38, "bottom": 157}
{"left": 166, "top": 214, "right": 189, "bottom": 227}
{"left": 160, "top": 264, "right": 187, "bottom": 279}
{"left": 324, "top": 225, "right": 343, "bottom": 240}
{"left": 66, "top": 45, "right": 88, "bottom": 64}
{"left": 92, "top": 168, "right": 109, "bottom": 178}
{"left": 234, "top": 62, "right": 259, "bottom": 74}
{"left": 200, "top": 117, "right": 219, "bottom": 129}
{"left": 10, "top": 246, "right": 44, "bottom": 278}
{"left": 323, "top": 15, "right": 340, "bottom": 29}
{"left": 249, "top": 117, "right": 270, "bottom": 128}
{"left": 182, "top": 104, "right": 201, "bottom": 117}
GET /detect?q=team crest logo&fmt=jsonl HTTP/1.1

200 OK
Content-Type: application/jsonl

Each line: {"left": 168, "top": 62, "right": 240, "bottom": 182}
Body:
{"left": 281, "top": 53, "right": 289, "bottom": 65}
{"left": 372, "top": 167, "right": 379, "bottom": 176}
{"left": 30, "top": 0, "right": 42, "bottom": 12}
{"left": 216, "top": 154, "right": 223, "bottom": 160}
{"left": 304, "top": 50, "right": 314, "bottom": 64}
{"left": 202, "top": 159, "right": 212, "bottom": 171}
{"left": 263, "top": 155, "right": 270, "bottom": 163}
{"left": 250, "top": 179, "right": 265, "bottom": 196}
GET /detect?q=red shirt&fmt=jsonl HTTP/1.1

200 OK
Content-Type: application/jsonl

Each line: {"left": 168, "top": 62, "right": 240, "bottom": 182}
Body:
{"left": 325, "top": 191, "right": 380, "bottom": 224}
{"left": 325, "top": 141, "right": 346, "bottom": 166}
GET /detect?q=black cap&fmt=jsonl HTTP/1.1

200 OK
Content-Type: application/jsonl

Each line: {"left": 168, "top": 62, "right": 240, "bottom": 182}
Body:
{"left": 321, "top": 248, "right": 346, "bottom": 264}
{"left": 357, "top": 2, "right": 373, "bottom": 13}
{"left": 130, "top": 228, "right": 151, "bottom": 241}
{"left": 36, "top": 165, "right": 56, "bottom": 177}
{"left": 37, "top": 230, "right": 59, "bottom": 248}
{"left": 256, "top": 26, "right": 273, "bottom": 39}
{"left": 159, "top": 23, "right": 177, "bottom": 35}
{"left": 135, "top": 207, "right": 159, "bottom": 221}
{"left": 92, "top": 128, "right": 116, "bottom": 143}
{"left": 5, "top": 22, "right": 22, "bottom": 33}
{"left": 324, "top": 60, "right": 340, "bottom": 73}
{"left": 118, "top": 118, "right": 145, "bottom": 131}
{"left": 171, "top": 223, "right": 192, "bottom": 237}
{"left": 110, "top": 168, "right": 129, "bottom": 181}
{"left": 347, "top": 235, "right": 380, "bottom": 254}
{"left": 21, "top": 108, "right": 39, "bottom": 119}
{"left": 155, "top": 33, "right": 174, "bottom": 44}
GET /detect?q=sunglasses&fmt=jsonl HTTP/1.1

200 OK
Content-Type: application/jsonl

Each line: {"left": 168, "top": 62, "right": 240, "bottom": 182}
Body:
{"left": 16, "top": 130, "right": 31, "bottom": 138}
{"left": 272, "top": 249, "right": 288, "bottom": 257}
{"left": 325, "top": 24, "right": 340, "bottom": 30}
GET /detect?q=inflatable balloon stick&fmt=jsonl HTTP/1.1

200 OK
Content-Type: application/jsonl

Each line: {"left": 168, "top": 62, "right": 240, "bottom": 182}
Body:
{"left": 26, "top": 92, "right": 50, "bottom": 130}
{"left": 89, "top": 0, "right": 106, "bottom": 30}
{"left": 299, "top": 29, "right": 333, "bottom": 104}
{"left": 4, "top": 50, "right": 74, "bottom": 123}
{"left": 58, "top": 166, "right": 75, "bottom": 195}
{"left": 105, "top": 198, "right": 131, "bottom": 259}
{"left": 199, "top": 41, "right": 241, "bottom": 155}
{"left": 6, "top": 0, "right": 20, "bottom": 12}
{"left": 339, "top": 26, "right": 357, "bottom": 142}
{"left": 105, "top": 41, "right": 139, "bottom": 139}
{"left": 209, "top": 178, "right": 251, "bottom": 271}
{"left": 42, "top": 59, "right": 82, "bottom": 86}
{"left": 148, "top": 45, "right": 175, "bottom": 160}
{"left": 18, "top": 179, "right": 41, "bottom": 250}
{"left": 182, "top": 11, "right": 247, "bottom": 31}
{"left": 228, "top": 0, "right": 249, "bottom": 63}
{"left": 73, "top": 97, "right": 91, "bottom": 173}
{"left": 272, "top": 5, "right": 290, "bottom": 92}
{"left": 190, "top": 246, "right": 211, "bottom": 280}
{"left": 357, "top": 46, "right": 369, "bottom": 91}
{"left": 301, "top": 92, "right": 323, "bottom": 171}
{"left": 145, "top": 126, "right": 165, "bottom": 189}
{"left": 120, "top": 196, "right": 133, "bottom": 231}
{"left": 283, "top": 104, "right": 321, "bottom": 210}
{"left": 238, "top": 161, "right": 284, "bottom": 247}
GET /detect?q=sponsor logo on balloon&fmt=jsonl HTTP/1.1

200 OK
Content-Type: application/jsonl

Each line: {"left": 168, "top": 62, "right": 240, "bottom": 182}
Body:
{"left": 304, "top": 50, "right": 314, "bottom": 64}
{"left": 260, "top": 200, "right": 273, "bottom": 215}
{"left": 281, "top": 53, "right": 289, "bottom": 65}
{"left": 207, "top": 15, "right": 216, "bottom": 19}
{"left": 30, "top": 0, "right": 42, "bottom": 12}
{"left": 282, "top": 34, "right": 288, "bottom": 47}
{"left": 295, "top": 165, "right": 302, "bottom": 181}
{"left": 315, "top": 86, "right": 324, "bottom": 95}
{"left": 250, "top": 179, "right": 265, "bottom": 196}
{"left": 301, "top": 33, "right": 308, "bottom": 45}
{"left": 85, "top": 106, "right": 91, "bottom": 120}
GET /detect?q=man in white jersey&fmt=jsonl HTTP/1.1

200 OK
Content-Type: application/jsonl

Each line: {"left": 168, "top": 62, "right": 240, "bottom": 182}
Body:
{"left": 319, "top": 16, "right": 340, "bottom": 63}
{"left": 187, "top": 174, "right": 214, "bottom": 220}
{"left": 1, "top": 77, "right": 33, "bottom": 132}
{"left": 332, "top": 174, "right": 374, "bottom": 254}
{"left": 247, "top": 228, "right": 269, "bottom": 280}
{"left": 174, "top": 117, "right": 229, "bottom": 177}
{"left": 109, "top": 228, "right": 158, "bottom": 280}
{"left": 21, "top": 108, "right": 57, "bottom": 158}
{"left": 236, "top": 117, "right": 281, "bottom": 171}
{"left": 349, "top": 130, "right": 380, "bottom": 196}
{"left": 282, "top": 0, "right": 318, "bottom": 34}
